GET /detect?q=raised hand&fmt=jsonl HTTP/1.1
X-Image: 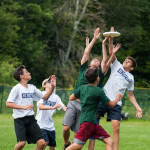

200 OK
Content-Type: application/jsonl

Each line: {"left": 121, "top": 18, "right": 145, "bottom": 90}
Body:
{"left": 102, "top": 37, "right": 109, "bottom": 44}
{"left": 86, "top": 37, "right": 89, "bottom": 48}
{"left": 94, "top": 28, "right": 101, "bottom": 40}
{"left": 136, "top": 107, "right": 142, "bottom": 118}
{"left": 110, "top": 26, "right": 114, "bottom": 32}
{"left": 50, "top": 75, "right": 56, "bottom": 87}
{"left": 23, "top": 105, "right": 34, "bottom": 110}
{"left": 112, "top": 43, "right": 121, "bottom": 54}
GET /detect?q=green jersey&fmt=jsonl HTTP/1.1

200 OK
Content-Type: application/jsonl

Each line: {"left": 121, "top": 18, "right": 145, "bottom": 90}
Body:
{"left": 73, "top": 61, "right": 105, "bottom": 92}
{"left": 73, "top": 84, "right": 110, "bottom": 124}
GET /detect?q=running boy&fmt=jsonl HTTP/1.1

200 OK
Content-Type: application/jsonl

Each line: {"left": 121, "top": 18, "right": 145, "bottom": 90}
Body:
{"left": 66, "top": 68, "right": 122, "bottom": 150}
{"left": 6, "top": 65, "right": 56, "bottom": 150}
{"left": 35, "top": 76, "right": 67, "bottom": 150}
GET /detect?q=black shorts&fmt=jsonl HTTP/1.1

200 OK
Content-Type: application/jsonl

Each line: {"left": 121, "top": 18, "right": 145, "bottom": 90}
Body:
{"left": 14, "top": 115, "right": 43, "bottom": 144}
{"left": 41, "top": 129, "right": 56, "bottom": 147}
{"left": 97, "top": 102, "right": 122, "bottom": 122}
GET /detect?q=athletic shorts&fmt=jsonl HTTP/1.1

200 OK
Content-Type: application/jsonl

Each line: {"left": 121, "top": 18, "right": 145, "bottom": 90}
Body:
{"left": 97, "top": 102, "right": 122, "bottom": 122}
{"left": 14, "top": 115, "right": 43, "bottom": 144}
{"left": 62, "top": 100, "right": 81, "bottom": 133}
{"left": 74, "top": 122, "right": 110, "bottom": 145}
{"left": 41, "top": 129, "right": 56, "bottom": 147}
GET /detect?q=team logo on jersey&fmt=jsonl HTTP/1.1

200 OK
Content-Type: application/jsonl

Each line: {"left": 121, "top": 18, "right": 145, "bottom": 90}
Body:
{"left": 22, "top": 93, "right": 34, "bottom": 98}
{"left": 117, "top": 68, "right": 133, "bottom": 83}
{"left": 43, "top": 100, "right": 56, "bottom": 107}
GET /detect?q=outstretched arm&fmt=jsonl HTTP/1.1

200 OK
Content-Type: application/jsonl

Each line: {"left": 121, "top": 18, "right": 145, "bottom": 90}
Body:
{"left": 62, "top": 106, "right": 67, "bottom": 112}
{"left": 109, "top": 26, "right": 114, "bottom": 55}
{"left": 101, "top": 37, "right": 109, "bottom": 74}
{"left": 42, "top": 75, "right": 56, "bottom": 100}
{"left": 107, "top": 93, "right": 122, "bottom": 108}
{"left": 104, "top": 43, "right": 121, "bottom": 74}
{"left": 38, "top": 103, "right": 61, "bottom": 110}
{"left": 128, "top": 91, "right": 142, "bottom": 118}
{"left": 81, "top": 28, "right": 101, "bottom": 65}
{"left": 69, "top": 94, "right": 77, "bottom": 101}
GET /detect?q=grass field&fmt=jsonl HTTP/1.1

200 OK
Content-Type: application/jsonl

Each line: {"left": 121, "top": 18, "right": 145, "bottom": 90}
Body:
{"left": 0, "top": 113, "right": 150, "bottom": 150}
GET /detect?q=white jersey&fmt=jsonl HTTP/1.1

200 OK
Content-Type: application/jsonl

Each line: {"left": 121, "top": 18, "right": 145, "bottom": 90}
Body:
{"left": 7, "top": 83, "right": 44, "bottom": 119}
{"left": 103, "top": 59, "right": 134, "bottom": 106}
{"left": 36, "top": 92, "right": 64, "bottom": 131}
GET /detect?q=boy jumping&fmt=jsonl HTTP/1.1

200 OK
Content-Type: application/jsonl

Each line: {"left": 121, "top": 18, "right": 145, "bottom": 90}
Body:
{"left": 66, "top": 68, "right": 122, "bottom": 150}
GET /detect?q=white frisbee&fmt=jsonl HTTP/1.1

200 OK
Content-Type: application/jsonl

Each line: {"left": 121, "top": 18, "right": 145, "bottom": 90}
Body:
{"left": 103, "top": 31, "right": 121, "bottom": 37}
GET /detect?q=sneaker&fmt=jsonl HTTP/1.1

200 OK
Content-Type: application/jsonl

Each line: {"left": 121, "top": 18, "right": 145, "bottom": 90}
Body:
{"left": 64, "top": 141, "right": 71, "bottom": 150}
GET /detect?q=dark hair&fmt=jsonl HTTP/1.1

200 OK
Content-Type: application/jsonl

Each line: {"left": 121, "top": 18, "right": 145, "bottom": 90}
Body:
{"left": 13, "top": 65, "right": 25, "bottom": 81}
{"left": 84, "top": 68, "right": 98, "bottom": 83}
{"left": 126, "top": 56, "right": 137, "bottom": 69}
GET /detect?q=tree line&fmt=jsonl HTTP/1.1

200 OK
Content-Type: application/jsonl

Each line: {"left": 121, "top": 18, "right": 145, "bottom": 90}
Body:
{"left": 0, "top": 0, "right": 150, "bottom": 88}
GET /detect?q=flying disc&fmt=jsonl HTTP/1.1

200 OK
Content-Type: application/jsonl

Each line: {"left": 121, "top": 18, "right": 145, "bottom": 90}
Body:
{"left": 103, "top": 31, "right": 121, "bottom": 37}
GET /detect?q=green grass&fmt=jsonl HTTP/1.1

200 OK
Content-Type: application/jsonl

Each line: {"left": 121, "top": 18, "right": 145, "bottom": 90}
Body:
{"left": 0, "top": 113, "right": 150, "bottom": 150}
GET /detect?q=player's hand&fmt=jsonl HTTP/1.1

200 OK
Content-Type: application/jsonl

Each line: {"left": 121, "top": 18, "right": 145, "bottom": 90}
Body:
{"left": 102, "top": 37, "right": 109, "bottom": 44}
{"left": 94, "top": 28, "right": 101, "bottom": 39}
{"left": 86, "top": 37, "right": 89, "bottom": 48}
{"left": 136, "top": 107, "right": 142, "bottom": 118}
{"left": 112, "top": 43, "right": 121, "bottom": 54}
{"left": 110, "top": 26, "right": 114, "bottom": 32}
{"left": 23, "top": 105, "right": 34, "bottom": 110}
{"left": 53, "top": 104, "right": 61, "bottom": 109}
{"left": 50, "top": 75, "right": 56, "bottom": 87}
{"left": 116, "top": 93, "right": 122, "bottom": 101}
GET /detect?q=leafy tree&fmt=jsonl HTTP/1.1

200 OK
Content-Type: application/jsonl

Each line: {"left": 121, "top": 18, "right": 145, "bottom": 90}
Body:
{"left": 100, "top": 0, "right": 150, "bottom": 87}
{"left": 0, "top": 57, "right": 20, "bottom": 86}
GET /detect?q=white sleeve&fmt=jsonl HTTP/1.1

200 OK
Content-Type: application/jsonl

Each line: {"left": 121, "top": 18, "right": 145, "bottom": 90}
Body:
{"left": 7, "top": 87, "right": 17, "bottom": 103}
{"left": 127, "top": 79, "right": 134, "bottom": 91}
{"left": 37, "top": 99, "right": 44, "bottom": 106}
{"left": 33, "top": 86, "right": 45, "bottom": 101}
{"left": 56, "top": 95, "right": 64, "bottom": 110}
{"left": 110, "top": 59, "right": 121, "bottom": 72}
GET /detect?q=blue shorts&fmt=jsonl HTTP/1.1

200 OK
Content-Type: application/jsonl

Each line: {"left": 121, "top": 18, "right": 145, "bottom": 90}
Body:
{"left": 90, "top": 103, "right": 122, "bottom": 140}
{"left": 97, "top": 102, "right": 122, "bottom": 122}
{"left": 41, "top": 129, "right": 56, "bottom": 147}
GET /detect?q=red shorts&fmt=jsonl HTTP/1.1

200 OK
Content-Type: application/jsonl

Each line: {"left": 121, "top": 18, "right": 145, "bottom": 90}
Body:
{"left": 74, "top": 122, "right": 110, "bottom": 145}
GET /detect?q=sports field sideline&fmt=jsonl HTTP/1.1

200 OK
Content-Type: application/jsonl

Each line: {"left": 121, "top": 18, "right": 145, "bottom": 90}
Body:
{"left": 0, "top": 113, "right": 150, "bottom": 150}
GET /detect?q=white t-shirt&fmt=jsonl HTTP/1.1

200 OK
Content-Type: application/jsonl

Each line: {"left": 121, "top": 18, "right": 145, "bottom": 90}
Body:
{"left": 36, "top": 92, "right": 64, "bottom": 131}
{"left": 7, "top": 83, "right": 44, "bottom": 119}
{"left": 103, "top": 59, "right": 134, "bottom": 106}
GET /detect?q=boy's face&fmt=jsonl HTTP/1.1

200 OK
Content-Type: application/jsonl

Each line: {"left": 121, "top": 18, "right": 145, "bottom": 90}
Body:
{"left": 123, "top": 59, "right": 133, "bottom": 71}
{"left": 21, "top": 69, "right": 32, "bottom": 81}
{"left": 89, "top": 59, "right": 100, "bottom": 69}
{"left": 44, "top": 82, "right": 51, "bottom": 89}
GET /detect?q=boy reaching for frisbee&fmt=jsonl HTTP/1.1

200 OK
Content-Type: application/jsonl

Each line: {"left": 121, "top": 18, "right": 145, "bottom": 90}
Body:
{"left": 89, "top": 27, "right": 142, "bottom": 150}
{"left": 66, "top": 68, "right": 122, "bottom": 150}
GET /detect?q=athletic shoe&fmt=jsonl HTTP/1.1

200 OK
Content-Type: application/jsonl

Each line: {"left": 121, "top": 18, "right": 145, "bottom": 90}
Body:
{"left": 64, "top": 141, "right": 71, "bottom": 150}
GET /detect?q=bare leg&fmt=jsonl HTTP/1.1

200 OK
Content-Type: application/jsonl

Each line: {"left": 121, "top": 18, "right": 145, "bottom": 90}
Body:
{"left": 66, "top": 143, "right": 82, "bottom": 150}
{"left": 35, "top": 139, "right": 45, "bottom": 150}
{"left": 102, "top": 137, "right": 113, "bottom": 150}
{"left": 50, "top": 146, "right": 55, "bottom": 150}
{"left": 112, "top": 120, "right": 120, "bottom": 150}
{"left": 14, "top": 141, "right": 26, "bottom": 150}
{"left": 88, "top": 139, "right": 95, "bottom": 150}
{"left": 63, "top": 125, "right": 71, "bottom": 145}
